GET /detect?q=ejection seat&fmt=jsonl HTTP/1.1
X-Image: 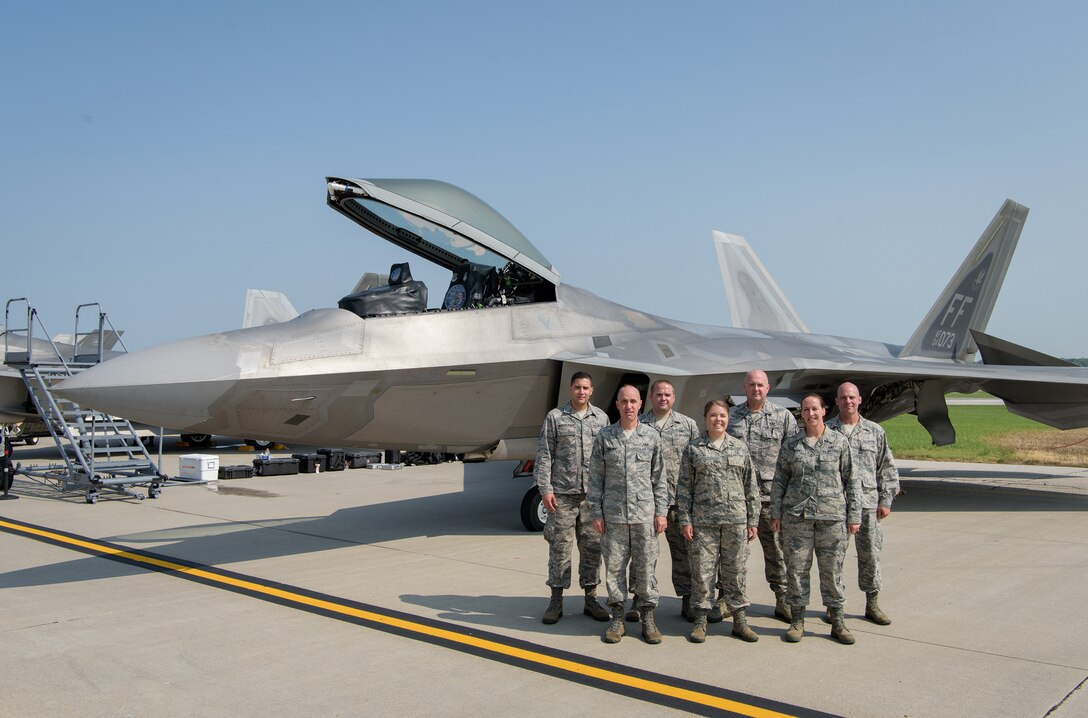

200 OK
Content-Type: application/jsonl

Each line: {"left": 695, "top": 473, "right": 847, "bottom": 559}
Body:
{"left": 442, "top": 261, "right": 498, "bottom": 310}
{"left": 338, "top": 262, "right": 428, "bottom": 317}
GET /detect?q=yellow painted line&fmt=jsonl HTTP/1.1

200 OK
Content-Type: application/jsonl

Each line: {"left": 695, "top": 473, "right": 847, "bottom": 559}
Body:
{"left": 0, "top": 518, "right": 804, "bottom": 718}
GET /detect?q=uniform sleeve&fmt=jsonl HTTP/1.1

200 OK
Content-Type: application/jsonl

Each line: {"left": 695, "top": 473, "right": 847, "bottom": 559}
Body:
{"left": 677, "top": 446, "right": 695, "bottom": 526}
{"left": 876, "top": 431, "right": 900, "bottom": 508}
{"left": 650, "top": 437, "right": 668, "bottom": 517}
{"left": 742, "top": 448, "right": 759, "bottom": 527}
{"left": 533, "top": 412, "right": 557, "bottom": 495}
{"left": 770, "top": 445, "right": 790, "bottom": 520}
{"left": 586, "top": 432, "right": 605, "bottom": 520}
{"left": 841, "top": 443, "right": 861, "bottom": 525}
{"left": 782, "top": 410, "right": 798, "bottom": 442}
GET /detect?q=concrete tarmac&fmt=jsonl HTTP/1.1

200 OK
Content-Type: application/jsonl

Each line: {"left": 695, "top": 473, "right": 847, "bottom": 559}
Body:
{"left": 1, "top": 442, "right": 1086, "bottom": 717}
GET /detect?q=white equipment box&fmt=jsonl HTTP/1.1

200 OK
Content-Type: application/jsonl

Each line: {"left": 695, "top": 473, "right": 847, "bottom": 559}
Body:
{"left": 179, "top": 454, "right": 220, "bottom": 481}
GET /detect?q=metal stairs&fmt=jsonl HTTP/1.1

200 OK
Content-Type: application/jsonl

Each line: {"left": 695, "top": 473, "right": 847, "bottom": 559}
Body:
{"left": 2, "top": 299, "right": 199, "bottom": 503}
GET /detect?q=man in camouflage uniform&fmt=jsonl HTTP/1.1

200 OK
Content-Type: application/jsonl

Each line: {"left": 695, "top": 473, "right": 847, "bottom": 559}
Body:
{"left": 629, "top": 379, "right": 700, "bottom": 622}
{"left": 827, "top": 381, "right": 899, "bottom": 625}
{"left": 727, "top": 369, "right": 798, "bottom": 623}
{"left": 587, "top": 385, "right": 668, "bottom": 644}
{"left": 677, "top": 399, "right": 760, "bottom": 643}
{"left": 535, "top": 371, "right": 611, "bottom": 624}
{"left": 771, "top": 394, "right": 861, "bottom": 644}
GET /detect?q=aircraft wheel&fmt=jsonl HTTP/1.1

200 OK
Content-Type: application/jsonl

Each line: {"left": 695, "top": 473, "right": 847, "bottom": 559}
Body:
{"left": 23, "top": 436, "right": 38, "bottom": 446}
{"left": 182, "top": 433, "right": 212, "bottom": 447}
{"left": 246, "top": 439, "right": 273, "bottom": 449}
{"left": 86, "top": 490, "right": 99, "bottom": 504}
{"left": 520, "top": 486, "right": 547, "bottom": 532}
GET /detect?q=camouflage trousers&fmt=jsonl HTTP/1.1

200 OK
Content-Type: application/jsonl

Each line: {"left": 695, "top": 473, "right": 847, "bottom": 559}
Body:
{"left": 853, "top": 509, "right": 883, "bottom": 593}
{"left": 602, "top": 522, "right": 659, "bottom": 608}
{"left": 628, "top": 505, "right": 691, "bottom": 597}
{"left": 544, "top": 493, "right": 601, "bottom": 590}
{"left": 781, "top": 514, "right": 847, "bottom": 609}
{"left": 757, "top": 504, "right": 788, "bottom": 596}
{"left": 689, "top": 524, "right": 750, "bottom": 612}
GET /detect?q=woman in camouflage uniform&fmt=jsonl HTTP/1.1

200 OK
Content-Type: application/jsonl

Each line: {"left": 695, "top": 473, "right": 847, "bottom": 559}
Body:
{"left": 677, "top": 400, "right": 760, "bottom": 643}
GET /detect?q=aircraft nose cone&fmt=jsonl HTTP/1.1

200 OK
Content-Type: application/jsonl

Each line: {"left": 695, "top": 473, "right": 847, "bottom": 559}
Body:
{"left": 54, "top": 334, "right": 243, "bottom": 430}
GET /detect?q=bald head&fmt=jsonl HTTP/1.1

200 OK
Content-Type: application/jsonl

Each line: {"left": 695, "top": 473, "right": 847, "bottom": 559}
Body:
{"left": 835, "top": 382, "right": 862, "bottom": 424}
{"left": 743, "top": 370, "right": 770, "bottom": 411}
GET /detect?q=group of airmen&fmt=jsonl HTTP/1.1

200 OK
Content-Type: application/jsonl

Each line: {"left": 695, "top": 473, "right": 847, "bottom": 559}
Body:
{"left": 533, "top": 369, "right": 899, "bottom": 645}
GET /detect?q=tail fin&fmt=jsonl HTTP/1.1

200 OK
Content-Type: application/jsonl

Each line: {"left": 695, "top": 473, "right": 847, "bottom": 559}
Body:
{"left": 713, "top": 230, "right": 809, "bottom": 333}
{"left": 899, "top": 200, "right": 1028, "bottom": 362}
{"left": 242, "top": 289, "right": 300, "bottom": 328}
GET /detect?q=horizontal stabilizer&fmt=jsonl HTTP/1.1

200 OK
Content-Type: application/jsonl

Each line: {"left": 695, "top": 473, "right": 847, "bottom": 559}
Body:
{"left": 972, "top": 330, "right": 1076, "bottom": 367}
{"left": 900, "top": 200, "right": 1028, "bottom": 362}
{"left": 713, "top": 230, "right": 809, "bottom": 333}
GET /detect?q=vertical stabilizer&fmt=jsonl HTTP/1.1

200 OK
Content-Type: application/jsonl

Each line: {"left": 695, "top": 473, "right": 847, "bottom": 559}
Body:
{"left": 899, "top": 200, "right": 1028, "bottom": 362}
{"left": 242, "top": 289, "right": 300, "bottom": 328}
{"left": 713, "top": 230, "right": 809, "bottom": 333}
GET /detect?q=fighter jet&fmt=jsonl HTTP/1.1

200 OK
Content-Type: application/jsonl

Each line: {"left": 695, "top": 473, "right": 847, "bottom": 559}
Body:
{"left": 54, "top": 177, "right": 1088, "bottom": 517}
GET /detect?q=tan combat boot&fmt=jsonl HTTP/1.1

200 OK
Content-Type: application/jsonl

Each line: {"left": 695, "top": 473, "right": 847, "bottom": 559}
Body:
{"left": 830, "top": 607, "right": 855, "bottom": 644}
{"left": 784, "top": 605, "right": 805, "bottom": 642}
{"left": 774, "top": 593, "right": 792, "bottom": 623}
{"left": 688, "top": 609, "right": 708, "bottom": 643}
{"left": 865, "top": 591, "right": 891, "bottom": 625}
{"left": 583, "top": 587, "right": 609, "bottom": 621}
{"left": 641, "top": 607, "right": 663, "bottom": 644}
{"left": 542, "top": 587, "right": 563, "bottom": 624}
{"left": 731, "top": 608, "right": 759, "bottom": 643}
{"left": 603, "top": 604, "right": 625, "bottom": 643}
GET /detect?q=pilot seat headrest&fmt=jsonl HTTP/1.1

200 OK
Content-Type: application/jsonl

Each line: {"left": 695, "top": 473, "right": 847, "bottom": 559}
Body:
{"left": 388, "top": 263, "right": 413, "bottom": 285}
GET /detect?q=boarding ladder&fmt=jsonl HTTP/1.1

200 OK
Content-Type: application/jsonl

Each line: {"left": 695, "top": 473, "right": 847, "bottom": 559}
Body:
{"left": 3, "top": 299, "right": 169, "bottom": 502}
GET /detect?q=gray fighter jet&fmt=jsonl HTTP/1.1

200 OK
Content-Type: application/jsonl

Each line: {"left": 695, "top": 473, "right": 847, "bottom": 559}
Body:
{"left": 55, "top": 177, "right": 1088, "bottom": 483}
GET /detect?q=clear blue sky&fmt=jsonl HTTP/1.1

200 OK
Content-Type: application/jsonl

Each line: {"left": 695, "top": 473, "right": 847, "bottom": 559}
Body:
{"left": 3, "top": 2, "right": 1086, "bottom": 356}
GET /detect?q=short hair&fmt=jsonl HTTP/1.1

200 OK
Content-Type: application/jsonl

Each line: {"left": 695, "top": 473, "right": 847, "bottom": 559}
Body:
{"left": 570, "top": 371, "right": 593, "bottom": 386}
{"left": 703, "top": 399, "right": 730, "bottom": 416}
{"left": 616, "top": 383, "right": 642, "bottom": 400}
{"left": 800, "top": 392, "right": 827, "bottom": 409}
{"left": 649, "top": 379, "right": 674, "bottom": 395}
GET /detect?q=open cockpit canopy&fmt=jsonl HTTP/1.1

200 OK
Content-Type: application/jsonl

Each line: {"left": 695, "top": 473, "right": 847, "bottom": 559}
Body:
{"left": 327, "top": 178, "right": 558, "bottom": 313}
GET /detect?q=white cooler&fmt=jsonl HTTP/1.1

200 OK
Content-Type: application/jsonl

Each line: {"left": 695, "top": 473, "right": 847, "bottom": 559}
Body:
{"left": 179, "top": 454, "right": 220, "bottom": 481}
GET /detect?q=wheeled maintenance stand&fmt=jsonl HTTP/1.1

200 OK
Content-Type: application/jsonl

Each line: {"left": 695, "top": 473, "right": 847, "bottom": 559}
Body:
{"left": 2, "top": 299, "right": 208, "bottom": 502}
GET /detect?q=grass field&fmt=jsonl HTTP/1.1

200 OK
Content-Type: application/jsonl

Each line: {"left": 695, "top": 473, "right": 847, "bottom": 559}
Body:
{"left": 881, "top": 405, "right": 1088, "bottom": 467}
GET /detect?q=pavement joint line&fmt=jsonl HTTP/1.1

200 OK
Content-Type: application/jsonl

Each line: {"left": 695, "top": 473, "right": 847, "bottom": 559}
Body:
{"left": 0, "top": 515, "right": 837, "bottom": 718}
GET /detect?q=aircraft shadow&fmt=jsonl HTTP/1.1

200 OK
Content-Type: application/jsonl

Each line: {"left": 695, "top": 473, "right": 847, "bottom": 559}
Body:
{"left": 0, "top": 462, "right": 536, "bottom": 589}
{"left": 894, "top": 479, "right": 1087, "bottom": 512}
{"left": 2, "top": 464, "right": 1084, "bottom": 597}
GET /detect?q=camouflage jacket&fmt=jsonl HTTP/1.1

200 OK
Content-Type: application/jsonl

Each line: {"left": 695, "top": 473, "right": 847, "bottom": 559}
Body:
{"left": 676, "top": 433, "right": 759, "bottom": 527}
{"left": 534, "top": 401, "right": 609, "bottom": 495}
{"left": 638, "top": 409, "right": 700, "bottom": 506}
{"left": 727, "top": 401, "right": 798, "bottom": 501}
{"left": 827, "top": 416, "right": 900, "bottom": 509}
{"left": 586, "top": 422, "right": 667, "bottom": 524}
{"left": 771, "top": 429, "right": 861, "bottom": 524}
